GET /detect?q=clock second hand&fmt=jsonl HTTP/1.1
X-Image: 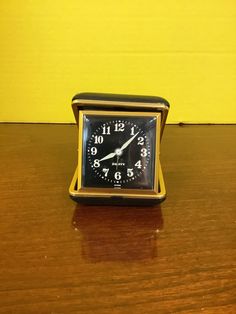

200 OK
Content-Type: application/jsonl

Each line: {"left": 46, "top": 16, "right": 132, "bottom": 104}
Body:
{"left": 116, "top": 155, "right": 119, "bottom": 170}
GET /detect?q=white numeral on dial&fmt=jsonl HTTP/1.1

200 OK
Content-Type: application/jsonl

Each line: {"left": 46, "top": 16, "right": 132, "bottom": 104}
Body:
{"left": 94, "top": 135, "right": 104, "bottom": 144}
{"left": 91, "top": 147, "right": 97, "bottom": 155}
{"left": 102, "top": 168, "right": 109, "bottom": 177}
{"left": 135, "top": 160, "right": 142, "bottom": 169}
{"left": 127, "top": 168, "right": 134, "bottom": 177}
{"left": 114, "top": 122, "right": 125, "bottom": 132}
{"left": 137, "top": 137, "right": 144, "bottom": 145}
{"left": 114, "top": 172, "right": 121, "bottom": 180}
{"left": 102, "top": 126, "right": 111, "bottom": 135}
{"left": 130, "top": 126, "right": 135, "bottom": 135}
{"left": 140, "top": 148, "right": 147, "bottom": 157}
{"left": 93, "top": 159, "right": 100, "bottom": 168}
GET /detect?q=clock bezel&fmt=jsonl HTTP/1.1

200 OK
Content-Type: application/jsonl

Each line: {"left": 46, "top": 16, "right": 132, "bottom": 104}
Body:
{"left": 76, "top": 110, "right": 161, "bottom": 198}
{"left": 72, "top": 94, "right": 169, "bottom": 138}
{"left": 69, "top": 161, "right": 166, "bottom": 201}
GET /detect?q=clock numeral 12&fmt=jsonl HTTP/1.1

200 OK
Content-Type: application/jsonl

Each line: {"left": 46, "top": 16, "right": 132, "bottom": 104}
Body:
{"left": 114, "top": 122, "right": 125, "bottom": 132}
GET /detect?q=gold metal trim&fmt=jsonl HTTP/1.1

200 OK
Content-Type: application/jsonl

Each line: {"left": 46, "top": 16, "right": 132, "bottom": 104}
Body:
{"left": 69, "top": 161, "right": 166, "bottom": 200}
{"left": 72, "top": 98, "right": 169, "bottom": 138}
{"left": 75, "top": 110, "right": 161, "bottom": 199}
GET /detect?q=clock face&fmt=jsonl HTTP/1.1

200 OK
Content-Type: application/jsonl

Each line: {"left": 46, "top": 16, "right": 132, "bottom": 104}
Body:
{"left": 81, "top": 113, "right": 159, "bottom": 190}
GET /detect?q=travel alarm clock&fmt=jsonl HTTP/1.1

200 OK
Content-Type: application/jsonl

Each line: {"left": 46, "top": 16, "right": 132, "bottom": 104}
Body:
{"left": 69, "top": 93, "right": 170, "bottom": 205}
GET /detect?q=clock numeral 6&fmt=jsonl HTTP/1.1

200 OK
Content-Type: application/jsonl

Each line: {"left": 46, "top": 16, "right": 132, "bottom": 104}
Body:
{"left": 135, "top": 160, "right": 142, "bottom": 169}
{"left": 127, "top": 168, "right": 134, "bottom": 177}
{"left": 137, "top": 137, "right": 144, "bottom": 145}
{"left": 93, "top": 159, "right": 100, "bottom": 168}
{"left": 114, "top": 172, "right": 121, "bottom": 180}
{"left": 94, "top": 135, "right": 104, "bottom": 144}
{"left": 91, "top": 147, "right": 97, "bottom": 155}
{"left": 114, "top": 122, "right": 125, "bottom": 132}
{"left": 140, "top": 148, "right": 147, "bottom": 157}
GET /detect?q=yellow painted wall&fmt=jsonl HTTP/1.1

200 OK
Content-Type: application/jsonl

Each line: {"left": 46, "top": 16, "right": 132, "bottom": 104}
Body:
{"left": 0, "top": 1, "right": 235, "bottom": 123}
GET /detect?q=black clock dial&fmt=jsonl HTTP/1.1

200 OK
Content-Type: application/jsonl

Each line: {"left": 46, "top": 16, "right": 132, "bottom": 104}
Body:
{"left": 82, "top": 115, "right": 157, "bottom": 189}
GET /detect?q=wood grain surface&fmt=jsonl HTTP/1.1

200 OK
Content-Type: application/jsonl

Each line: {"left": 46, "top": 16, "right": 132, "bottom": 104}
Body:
{"left": 0, "top": 124, "right": 235, "bottom": 314}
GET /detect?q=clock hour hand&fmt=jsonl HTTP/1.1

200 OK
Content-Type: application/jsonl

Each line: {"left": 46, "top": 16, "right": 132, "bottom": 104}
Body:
{"left": 120, "top": 132, "right": 139, "bottom": 151}
{"left": 99, "top": 151, "right": 116, "bottom": 162}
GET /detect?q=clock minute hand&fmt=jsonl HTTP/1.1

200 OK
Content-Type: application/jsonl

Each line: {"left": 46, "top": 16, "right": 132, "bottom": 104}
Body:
{"left": 120, "top": 132, "right": 139, "bottom": 151}
{"left": 99, "top": 151, "right": 116, "bottom": 162}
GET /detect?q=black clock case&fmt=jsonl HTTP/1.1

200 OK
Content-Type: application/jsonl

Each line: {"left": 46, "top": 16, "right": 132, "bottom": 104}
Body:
{"left": 69, "top": 92, "right": 169, "bottom": 206}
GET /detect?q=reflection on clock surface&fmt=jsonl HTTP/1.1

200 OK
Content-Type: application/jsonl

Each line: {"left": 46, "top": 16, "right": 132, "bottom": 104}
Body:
{"left": 82, "top": 115, "right": 157, "bottom": 189}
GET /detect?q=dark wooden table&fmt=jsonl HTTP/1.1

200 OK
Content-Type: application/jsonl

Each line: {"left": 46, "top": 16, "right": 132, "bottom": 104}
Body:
{"left": 0, "top": 124, "right": 235, "bottom": 314}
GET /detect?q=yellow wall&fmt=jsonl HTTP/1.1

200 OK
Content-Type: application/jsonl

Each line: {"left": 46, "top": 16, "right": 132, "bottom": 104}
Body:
{"left": 0, "top": 1, "right": 235, "bottom": 123}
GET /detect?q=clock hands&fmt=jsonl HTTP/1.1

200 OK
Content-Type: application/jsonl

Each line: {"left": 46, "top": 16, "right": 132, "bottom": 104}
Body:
{"left": 99, "top": 132, "right": 139, "bottom": 162}
{"left": 99, "top": 151, "right": 116, "bottom": 162}
{"left": 116, "top": 155, "right": 120, "bottom": 170}
{"left": 120, "top": 132, "right": 139, "bottom": 151}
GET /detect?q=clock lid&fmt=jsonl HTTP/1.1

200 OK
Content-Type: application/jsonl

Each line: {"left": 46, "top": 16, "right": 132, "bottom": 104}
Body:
{"left": 71, "top": 92, "right": 169, "bottom": 137}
